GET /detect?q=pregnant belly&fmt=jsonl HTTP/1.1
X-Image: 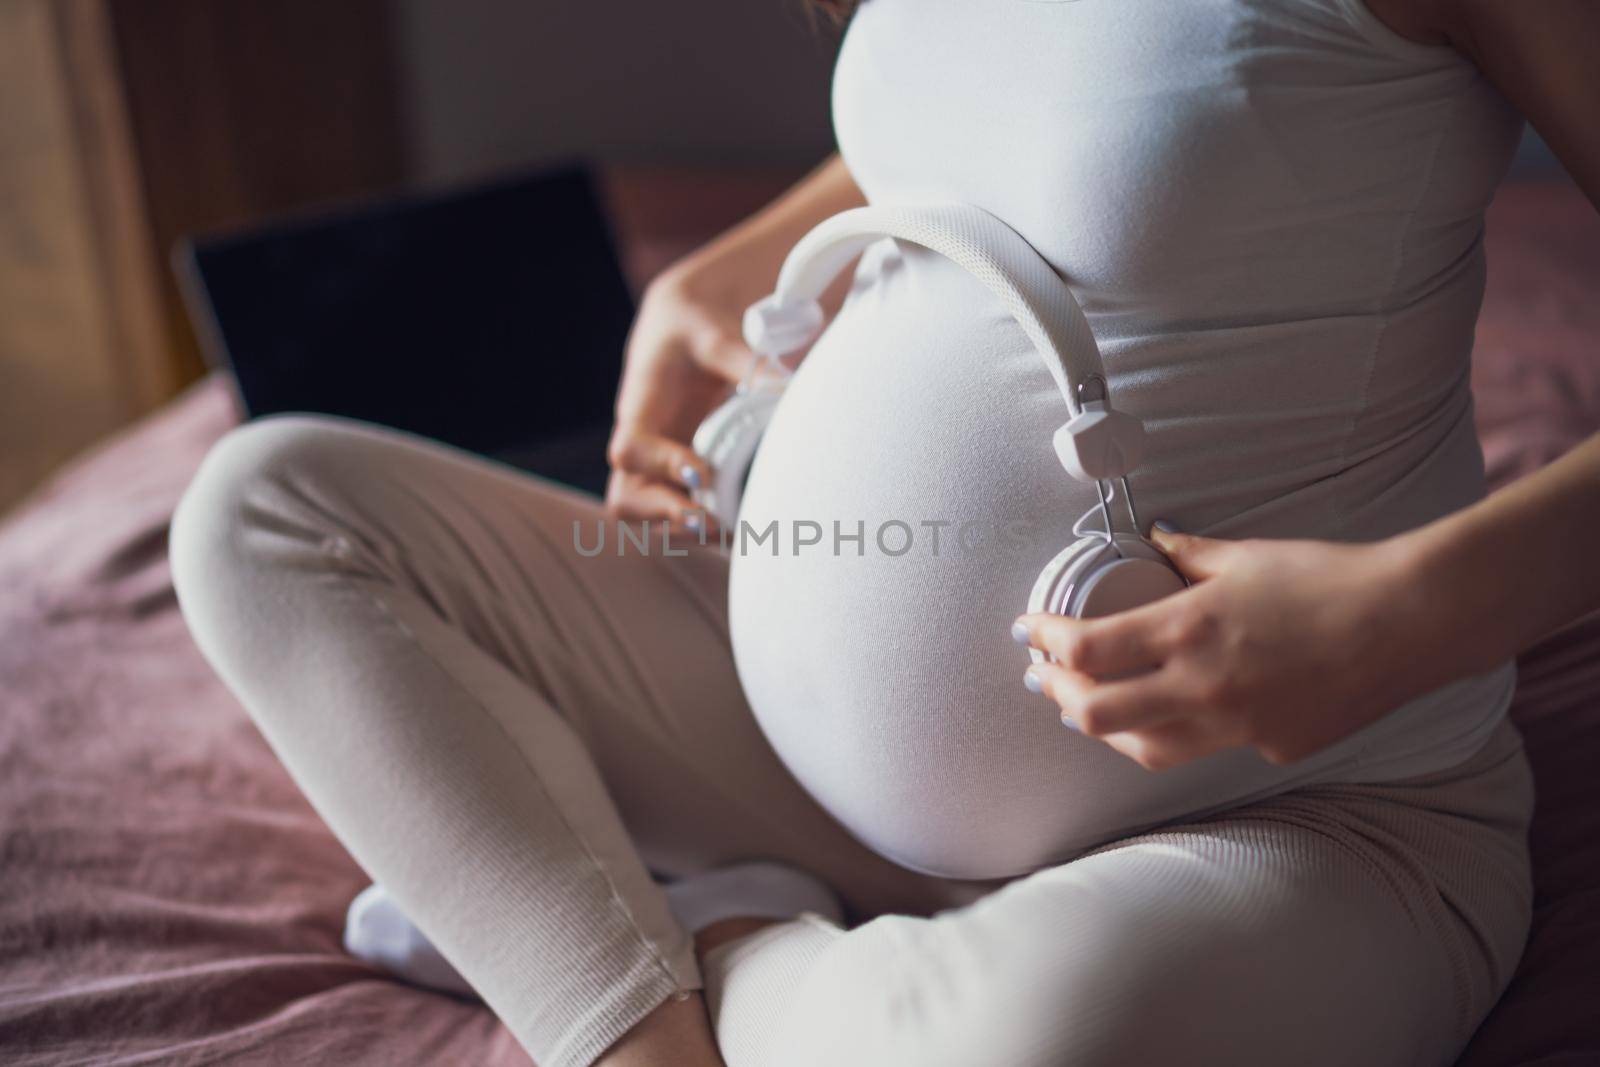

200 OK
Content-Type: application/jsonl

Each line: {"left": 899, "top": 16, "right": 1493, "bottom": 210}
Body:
{"left": 727, "top": 247, "right": 1276, "bottom": 879}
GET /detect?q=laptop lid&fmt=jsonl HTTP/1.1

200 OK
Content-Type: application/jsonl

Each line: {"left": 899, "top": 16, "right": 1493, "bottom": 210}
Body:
{"left": 177, "top": 165, "right": 634, "bottom": 497}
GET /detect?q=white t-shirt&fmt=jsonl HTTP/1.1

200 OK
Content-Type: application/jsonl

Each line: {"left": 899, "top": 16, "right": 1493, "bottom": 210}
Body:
{"left": 728, "top": 0, "right": 1524, "bottom": 879}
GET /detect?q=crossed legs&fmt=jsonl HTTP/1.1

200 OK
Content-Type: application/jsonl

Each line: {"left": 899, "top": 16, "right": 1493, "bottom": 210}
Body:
{"left": 171, "top": 414, "right": 1532, "bottom": 1067}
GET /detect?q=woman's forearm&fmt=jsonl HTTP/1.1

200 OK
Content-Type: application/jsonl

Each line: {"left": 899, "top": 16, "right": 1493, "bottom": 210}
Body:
{"left": 1395, "top": 432, "right": 1600, "bottom": 684}
{"left": 697, "top": 154, "right": 865, "bottom": 263}
{"left": 1384, "top": 1, "right": 1600, "bottom": 688}
{"left": 671, "top": 153, "right": 865, "bottom": 303}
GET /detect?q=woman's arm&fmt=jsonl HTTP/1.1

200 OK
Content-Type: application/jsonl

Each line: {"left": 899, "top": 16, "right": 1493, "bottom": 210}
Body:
{"left": 1402, "top": 436, "right": 1600, "bottom": 684}
{"left": 1310, "top": 0, "right": 1600, "bottom": 675}
{"left": 1369, "top": 0, "right": 1600, "bottom": 198}
{"left": 673, "top": 153, "right": 866, "bottom": 307}
{"left": 606, "top": 154, "right": 863, "bottom": 528}
{"left": 1015, "top": 438, "right": 1600, "bottom": 777}
{"left": 1015, "top": 1, "right": 1600, "bottom": 771}
{"left": 1318, "top": 0, "right": 1600, "bottom": 678}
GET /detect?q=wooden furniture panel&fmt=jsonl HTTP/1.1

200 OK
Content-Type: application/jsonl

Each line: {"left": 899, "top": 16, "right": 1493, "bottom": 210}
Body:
{"left": 0, "top": 0, "right": 406, "bottom": 514}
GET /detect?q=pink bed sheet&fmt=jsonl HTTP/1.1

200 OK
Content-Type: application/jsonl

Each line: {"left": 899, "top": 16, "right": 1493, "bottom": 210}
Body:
{"left": 0, "top": 179, "right": 1596, "bottom": 1066}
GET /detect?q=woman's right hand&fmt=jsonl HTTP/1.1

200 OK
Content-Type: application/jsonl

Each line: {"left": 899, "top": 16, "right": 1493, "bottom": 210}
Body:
{"left": 604, "top": 259, "right": 760, "bottom": 532}
{"left": 603, "top": 154, "right": 867, "bottom": 532}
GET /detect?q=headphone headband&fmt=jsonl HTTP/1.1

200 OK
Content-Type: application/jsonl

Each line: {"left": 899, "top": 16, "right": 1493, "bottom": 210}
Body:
{"left": 743, "top": 203, "right": 1145, "bottom": 482}
{"left": 755, "top": 204, "right": 1105, "bottom": 416}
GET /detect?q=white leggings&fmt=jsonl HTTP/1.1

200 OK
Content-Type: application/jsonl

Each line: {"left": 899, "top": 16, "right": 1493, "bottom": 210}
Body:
{"left": 170, "top": 414, "right": 1535, "bottom": 1067}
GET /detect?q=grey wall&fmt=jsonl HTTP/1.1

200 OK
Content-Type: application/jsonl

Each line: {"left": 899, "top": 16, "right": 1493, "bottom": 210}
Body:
{"left": 395, "top": 0, "right": 840, "bottom": 184}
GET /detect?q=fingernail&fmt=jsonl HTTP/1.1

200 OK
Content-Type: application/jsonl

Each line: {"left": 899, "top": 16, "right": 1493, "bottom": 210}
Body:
{"left": 1060, "top": 712, "right": 1081, "bottom": 732}
{"left": 1152, "top": 519, "right": 1180, "bottom": 535}
{"left": 1023, "top": 667, "right": 1044, "bottom": 694}
{"left": 685, "top": 513, "right": 702, "bottom": 533}
{"left": 1010, "top": 620, "right": 1031, "bottom": 645}
{"left": 680, "top": 465, "right": 702, "bottom": 490}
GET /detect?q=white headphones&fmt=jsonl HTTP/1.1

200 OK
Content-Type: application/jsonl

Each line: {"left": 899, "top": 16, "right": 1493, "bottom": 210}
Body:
{"left": 691, "top": 204, "right": 1186, "bottom": 654}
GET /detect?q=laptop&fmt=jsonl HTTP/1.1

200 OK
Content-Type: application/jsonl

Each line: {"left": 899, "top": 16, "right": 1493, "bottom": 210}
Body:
{"left": 177, "top": 165, "right": 635, "bottom": 498}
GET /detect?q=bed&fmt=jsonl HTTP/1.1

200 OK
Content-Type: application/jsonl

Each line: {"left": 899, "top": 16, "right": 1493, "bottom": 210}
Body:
{"left": 2, "top": 175, "right": 1596, "bottom": 1066}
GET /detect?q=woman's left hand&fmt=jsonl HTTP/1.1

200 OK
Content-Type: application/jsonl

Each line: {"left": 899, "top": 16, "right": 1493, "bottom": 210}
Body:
{"left": 1013, "top": 525, "right": 1437, "bottom": 772}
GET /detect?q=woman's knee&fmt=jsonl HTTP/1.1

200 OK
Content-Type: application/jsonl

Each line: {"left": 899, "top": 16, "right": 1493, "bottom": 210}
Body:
{"left": 769, "top": 870, "right": 1435, "bottom": 1067}
{"left": 766, "top": 911, "right": 1094, "bottom": 1067}
{"left": 174, "top": 413, "right": 350, "bottom": 556}
{"left": 170, "top": 415, "right": 366, "bottom": 659}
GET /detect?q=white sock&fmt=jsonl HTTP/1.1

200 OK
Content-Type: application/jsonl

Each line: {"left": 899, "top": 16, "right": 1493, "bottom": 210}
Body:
{"left": 661, "top": 860, "right": 844, "bottom": 934}
{"left": 341, "top": 861, "right": 841, "bottom": 998}
{"left": 343, "top": 883, "right": 477, "bottom": 999}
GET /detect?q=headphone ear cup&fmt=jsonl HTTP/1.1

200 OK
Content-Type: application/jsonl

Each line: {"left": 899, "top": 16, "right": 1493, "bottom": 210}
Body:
{"left": 1072, "top": 557, "right": 1187, "bottom": 619}
{"left": 691, "top": 390, "right": 783, "bottom": 531}
{"left": 1026, "top": 535, "right": 1186, "bottom": 666}
{"left": 1025, "top": 537, "right": 1111, "bottom": 665}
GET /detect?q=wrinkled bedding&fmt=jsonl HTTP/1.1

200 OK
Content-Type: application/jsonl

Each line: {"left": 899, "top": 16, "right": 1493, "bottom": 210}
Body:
{"left": 1, "top": 179, "right": 1596, "bottom": 1066}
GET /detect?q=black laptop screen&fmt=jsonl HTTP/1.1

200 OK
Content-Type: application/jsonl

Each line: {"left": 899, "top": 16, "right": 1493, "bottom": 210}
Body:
{"left": 181, "top": 166, "right": 634, "bottom": 494}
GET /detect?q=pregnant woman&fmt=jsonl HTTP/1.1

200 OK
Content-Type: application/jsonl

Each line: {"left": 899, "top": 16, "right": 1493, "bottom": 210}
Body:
{"left": 171, "top": 2, "right": 1600, "bottom": 1065}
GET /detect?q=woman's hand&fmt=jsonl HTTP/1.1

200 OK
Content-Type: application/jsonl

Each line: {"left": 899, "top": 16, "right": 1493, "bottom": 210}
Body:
{"left": 604, "top": 155, "right": 867, "bottom": 532}
{"left": 1013, "top": 526, "right": 1436, "bottom": 772}
{"left": 605, "top": 261, "right": 759, "bottom": 532}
